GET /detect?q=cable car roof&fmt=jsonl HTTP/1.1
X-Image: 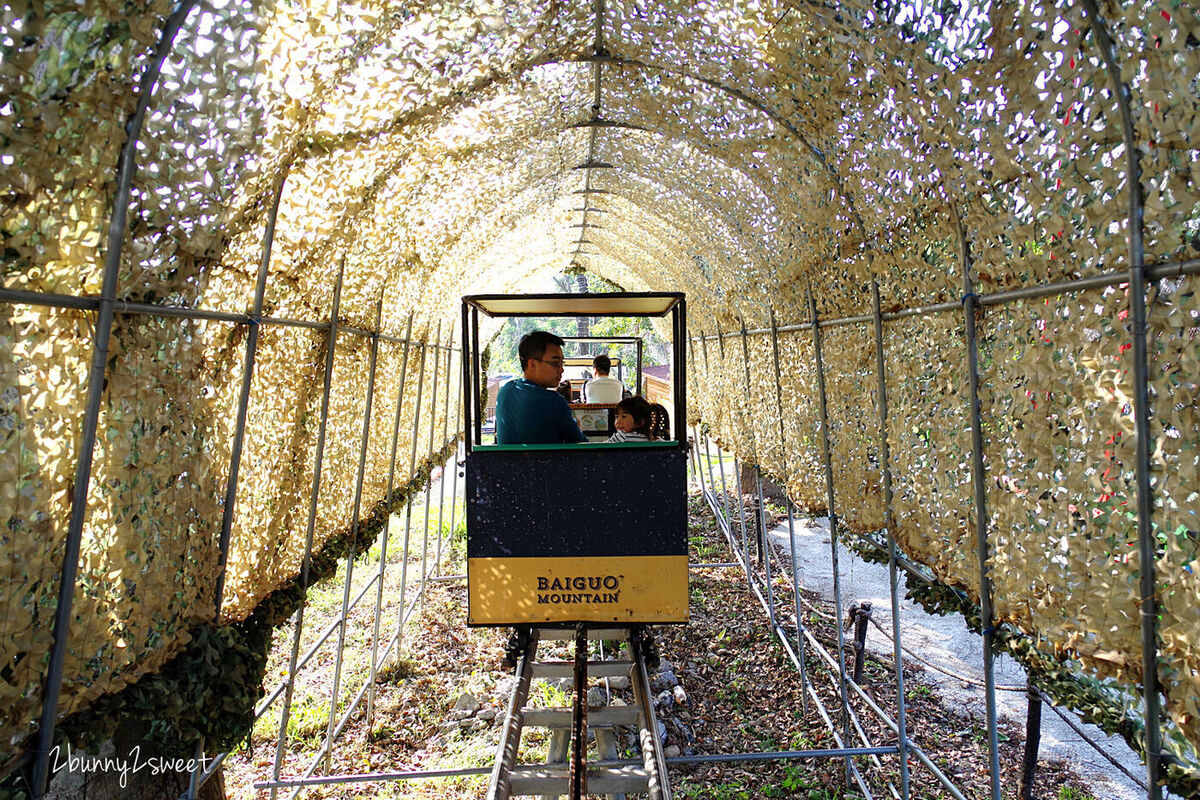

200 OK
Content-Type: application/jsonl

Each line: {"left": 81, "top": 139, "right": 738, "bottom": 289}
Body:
{"left": 464, "top": 292, "right": 682, "bottom": 318}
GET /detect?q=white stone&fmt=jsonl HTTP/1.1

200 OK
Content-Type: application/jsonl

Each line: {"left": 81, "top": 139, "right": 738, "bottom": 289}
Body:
{"left": 453, "top": 693, "right": 481, "bottom": 712}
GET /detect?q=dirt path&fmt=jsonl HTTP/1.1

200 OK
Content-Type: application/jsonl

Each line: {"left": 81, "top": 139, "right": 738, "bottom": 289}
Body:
{"left": 766, "top": 513, "right": 1148, "bottom": 800}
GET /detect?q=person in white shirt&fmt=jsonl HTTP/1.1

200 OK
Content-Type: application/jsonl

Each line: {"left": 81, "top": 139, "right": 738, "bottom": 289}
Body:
{"left": 606, "top": 396, "right": 653, "bottom": 442}
{"left": 583, "top": 354, "right": 624, "bottom": 404}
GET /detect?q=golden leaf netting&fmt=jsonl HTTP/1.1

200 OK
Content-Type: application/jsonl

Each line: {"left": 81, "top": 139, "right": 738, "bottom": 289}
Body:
{"left": 1, "top": 0, "right": 1197, "bottom": 775}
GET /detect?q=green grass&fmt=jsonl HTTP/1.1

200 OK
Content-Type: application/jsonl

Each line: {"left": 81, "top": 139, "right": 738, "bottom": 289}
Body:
{"left": 906, "top": 684, "right": 933, "bottom": 700}
{"left": 1057, "top": 788, "right": 1097, "bottom": 800}
{"left": 279, "top": 695, "right": 330, "bottom": 745}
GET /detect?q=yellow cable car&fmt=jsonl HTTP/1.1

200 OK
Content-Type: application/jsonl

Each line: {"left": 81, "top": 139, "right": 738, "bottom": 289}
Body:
{"left": 461, "top": 292, "right": 689, "bottom": 626}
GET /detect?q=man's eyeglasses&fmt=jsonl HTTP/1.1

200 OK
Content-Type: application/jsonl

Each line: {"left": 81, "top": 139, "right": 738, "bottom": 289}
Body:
{"left": 534, "top": 358, "right": 565, "bottom": 368}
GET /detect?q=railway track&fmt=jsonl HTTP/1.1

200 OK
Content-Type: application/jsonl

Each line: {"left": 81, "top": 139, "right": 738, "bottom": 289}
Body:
{"left": 487, "top": 625, "right": 672, "bottom": 800}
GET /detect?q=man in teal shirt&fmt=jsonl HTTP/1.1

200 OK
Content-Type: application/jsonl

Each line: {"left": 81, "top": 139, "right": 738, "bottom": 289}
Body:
{"left": 495, "top": 331, "right": 588, "bottom": 444}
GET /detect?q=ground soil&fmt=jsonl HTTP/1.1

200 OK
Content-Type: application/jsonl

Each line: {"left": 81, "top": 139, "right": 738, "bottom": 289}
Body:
{"left": 222, "top": 490, "right": 1099, "bottom": 799}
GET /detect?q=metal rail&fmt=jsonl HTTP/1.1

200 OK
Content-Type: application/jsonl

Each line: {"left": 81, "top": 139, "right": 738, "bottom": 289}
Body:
{"left": 487, "top": 626, "right": 669, "bottom": 800}
{"left": 689, "top": 257, "right": 1200, "bottom": 341}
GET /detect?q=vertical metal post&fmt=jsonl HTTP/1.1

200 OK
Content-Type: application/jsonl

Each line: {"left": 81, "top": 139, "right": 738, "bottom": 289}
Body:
{"left": 461, "top": 304, "right": 473, "bottom": 452}
{"left": 636, "top": 337, "right": 644, "bottom": 396}
{"left": 434, "top": 333, "right": 454, "bottom": 574}
{"left": 445, "top": 380, "right": 462, "bottom": 566}
{"left": 954, "top": 208, "right": 1002, "bottom": 800}
{"left": 185, "top": 162, "right": 289, "bottom": 800}
{"left": 322, "top": 296, "right": 382, "bottom": 769}
{"left": 871, "top": 280, "right": 910, "bottom": 799}
{"left": 1018, "top": 681, "right": 1043, "bottom": 800}
{"left": 393, "top": 331, "right": 427, "bottom": 646}
{"left": 732, "top": 457, "right": 750, "bottom": 571}
{"left": 711, "top": 324, "right": 734, "bottom": 531}
{"left": 1081, "top": 4, "right": 1161, "bottom": 795}
{"left": 31, "top": 5, "right": 201, "bottom": 793}
{"left": 213, "top": 167, "right": 287, "bottom": 617}
{"left": 850, "top": 602, "right": 871, "bottom": 683}
{"left": 716, "top": 446, "right": 732, "bottom": 533}
{"left": 420, "top": 323, "right": 442, "bottom": 617}
{"left": 697, "top": 329, "right": 732, "bottom": 530}
{"left": 755, "top": 467, "right": 778, "bottom": 630}
{"left": 738, "top": 324, "right": 760, "bottom": 571}
{"left": 471, "top": 307, "right": 482, "bottom": 444}
{"left": 447, "top": 339, "right": 464, "bottom": 560}
{"left": 270, "top": 264, "right": 344, "bottom": 800}
{"left": 686, "top": 333, "right": 700, "bottom": 475}
{"left": 768, "top": 309, "right": 808, "bottom": 705}
{"left": 366, "top": 314, "right": 414, "bottom": 728}
{"left": 809, "top": 292, "right": 853, "bottom": 773}
{"left": 703, "top": 435, "right": 719, "bottom": 526}
{"left": 673, "top": 301, "right": 687, "bottom": 445}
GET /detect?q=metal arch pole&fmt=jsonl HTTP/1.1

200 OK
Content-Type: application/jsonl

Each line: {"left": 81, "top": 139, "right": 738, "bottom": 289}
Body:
{"left": 5, "top": 256, "right": 1197, "bottom": 339}
{"left": 30, "top": 4, "right": 202, "bottom": 793}
{"left": 392, "top": 331, "right": 427, "bottom": 651}
{"left": 419, "top": 322, "right": 442, "bottom": 618}
{"left": 768, "top": 308, "right": 809, "bottom": 710}
{"left": 184, "top": 156, "right": 289, "bottom": 800}
{"left": 366, "top": 313, "right": 414, "bottom": 728}
{"left": 809, "top": 292, "right": 853, "bottom": 776}
{"left": 1081, "top": 2, "right": 1161, "bottom": 795}
{"left": 271, "top": 263, "right": 344, "bottom": 800}
{"left": 872, "top": 281, "right": 911, "bottom": 799}
{"left": 213, "top": 166, "right": 287, "bottom": 618}
{"left": 954, "top": 208, "right": 1002, "bottom": 800}
{"left": 322, "top": 296, "right": 382, "bottom": 770}
{"left": 434, "top": 330, "right": 454, "bottom": 575}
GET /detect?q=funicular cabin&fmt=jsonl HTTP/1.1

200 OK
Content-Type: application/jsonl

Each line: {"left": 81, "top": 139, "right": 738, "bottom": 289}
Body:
{"left": 461, "top": 293, "right": 688, "bottom": 627}
{"left": 556, "top": 336, "right": 645, "bottom": 437}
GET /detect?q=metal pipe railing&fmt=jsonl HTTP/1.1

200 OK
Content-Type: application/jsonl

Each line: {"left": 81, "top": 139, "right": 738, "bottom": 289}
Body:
{"left": 696, "top": 468, "right": 877, "bottom": 799}
{"left": 690, "top": 257, "right": 1200, "bottom": 341}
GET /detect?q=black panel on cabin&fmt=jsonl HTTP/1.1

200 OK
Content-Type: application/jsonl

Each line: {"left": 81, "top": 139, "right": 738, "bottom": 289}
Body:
{"left": 466, "top": 447, "right": 688, "bottom": 559}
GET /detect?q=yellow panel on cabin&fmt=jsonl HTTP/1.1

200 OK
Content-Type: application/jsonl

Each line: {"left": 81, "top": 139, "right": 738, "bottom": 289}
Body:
{"left": 467, "top": 555, "right": 689, "bottom": 626}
